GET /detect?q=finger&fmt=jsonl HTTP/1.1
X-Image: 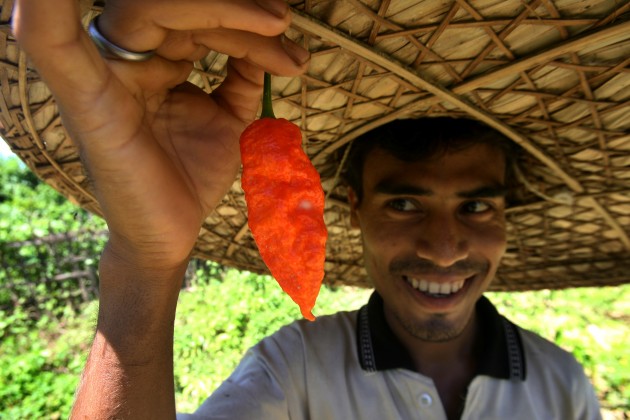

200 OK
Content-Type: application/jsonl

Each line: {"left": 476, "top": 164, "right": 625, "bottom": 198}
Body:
{"left": 107, "top": 58, "right": 193, "bottom": 100}
{"left": 98, "top": 0, "right": 292, "bottom": 53}
{"left": 153, "top": 31, "right": 210, "bottom": 62}
{"left": 157, "top": 29, "right": 309, "bottom": 74}
{"left": 212, "top": 57, "right": 266, "bottom": 124}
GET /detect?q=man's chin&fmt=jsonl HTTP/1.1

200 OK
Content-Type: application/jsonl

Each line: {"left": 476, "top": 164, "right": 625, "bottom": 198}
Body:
{"left": 395, "top": 312, "right": 467, "bottom": 342}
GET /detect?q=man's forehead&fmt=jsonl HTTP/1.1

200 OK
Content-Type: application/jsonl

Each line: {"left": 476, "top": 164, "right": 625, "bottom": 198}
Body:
{"left": 362, "top": 143, "right": 507, "bottom": 192}
{"left": 363, "top": 141, "right": 508, "bottom": 162}
{"left": 364, "top": 142, "right": 506, "bottom": 166}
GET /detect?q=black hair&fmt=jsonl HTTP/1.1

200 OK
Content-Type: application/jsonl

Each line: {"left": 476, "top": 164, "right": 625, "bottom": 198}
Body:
{"left": 342, "top": 117, "right": 519, "bottom": 204}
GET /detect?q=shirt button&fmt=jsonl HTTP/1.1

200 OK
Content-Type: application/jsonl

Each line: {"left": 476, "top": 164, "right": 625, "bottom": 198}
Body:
{"left": 419, "top": 393, "right": 433, "bottom": 407}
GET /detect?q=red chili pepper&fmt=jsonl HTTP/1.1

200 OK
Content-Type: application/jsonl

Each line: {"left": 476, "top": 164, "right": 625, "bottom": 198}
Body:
{"left": 239, "top": 73, "right": 327, "bottom": 320}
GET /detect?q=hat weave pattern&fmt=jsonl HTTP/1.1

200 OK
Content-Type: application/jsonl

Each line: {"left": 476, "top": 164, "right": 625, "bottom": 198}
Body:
{"left": 1, "top": 0, "right": 629, "bottom": 290}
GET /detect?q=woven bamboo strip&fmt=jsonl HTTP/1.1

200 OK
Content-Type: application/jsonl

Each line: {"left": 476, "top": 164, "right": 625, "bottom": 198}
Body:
{"left": 580, "top": 196, "right": 630, "bottom": 251}
{"left": 375, "top": 18, "right": 600, "bottom": 40}
{"left": 451, "top": 19, "right": 630, "bottom": 94}
{"left": 291, "top": 9, "right": 584, "bottom": 192}
{"left": 1, "top": 0, "right": 628, "bottom": 290}
{"left": 343, "top": 0, "right": 464, "bottom": 82}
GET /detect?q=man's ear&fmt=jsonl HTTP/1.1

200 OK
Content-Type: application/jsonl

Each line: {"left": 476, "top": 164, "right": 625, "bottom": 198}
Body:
{"left": 347, "top": 188, "right": 360, "bottom": 228}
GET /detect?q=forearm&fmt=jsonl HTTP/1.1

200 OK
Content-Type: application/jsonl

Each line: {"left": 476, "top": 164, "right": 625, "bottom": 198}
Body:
{"left": 71, "top": 245, "right": 188, "bottom": 419}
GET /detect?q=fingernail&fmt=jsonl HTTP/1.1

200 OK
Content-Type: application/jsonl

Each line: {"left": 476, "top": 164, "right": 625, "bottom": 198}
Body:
{"left": 256, "top": 0, "right": 289, "bottom": 19}
{"left": 281, "top": 35, "right": 311, "bottom": 65}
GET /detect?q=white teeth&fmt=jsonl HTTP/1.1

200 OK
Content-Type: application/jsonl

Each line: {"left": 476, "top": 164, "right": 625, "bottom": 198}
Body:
{"left": 407, "top": 278, "right": 466, "bottom": 295}
{"left": 429, "top": 282, "right": 440, "bottom": 294}
{"left": 419, "top": 279, "right": 429, "bottom": 292}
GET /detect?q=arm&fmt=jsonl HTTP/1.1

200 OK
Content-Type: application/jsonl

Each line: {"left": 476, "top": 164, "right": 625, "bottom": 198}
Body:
{"left": 12, "top": 0, "right": 309, "bottom": 418}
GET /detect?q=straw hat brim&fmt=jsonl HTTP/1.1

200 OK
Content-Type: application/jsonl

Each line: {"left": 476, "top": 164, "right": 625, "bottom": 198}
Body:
{"left": 1, "top": 0, "right": 629, "bottom": 291}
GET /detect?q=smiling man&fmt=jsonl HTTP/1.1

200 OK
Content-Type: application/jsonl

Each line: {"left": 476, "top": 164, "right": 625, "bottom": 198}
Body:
{"left": 347, "top": 119, "right": 509, "bottom": 350}
{"left": 185, "top": 118, "right": 601, "bottom": 420}
{"left": 347, "top": 118, "right": 514, "bottom": 418}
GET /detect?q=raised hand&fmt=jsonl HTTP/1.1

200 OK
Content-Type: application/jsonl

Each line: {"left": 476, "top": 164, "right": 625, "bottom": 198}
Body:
{"left": 12, "top": 0, "right": 309, "bottom": 417}
{"left": 13, "top": 0, "right": 309, "bottom": 270}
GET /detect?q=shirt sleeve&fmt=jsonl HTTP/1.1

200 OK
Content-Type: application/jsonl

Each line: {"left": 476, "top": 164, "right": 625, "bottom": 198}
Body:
{"left": 518, "top": 328, "right": 603, "bottom": 420}
{"left": 176, "top": 350, "right": 290, "bottom": 420}
{"left": 571, "top": 366, "right": 602, "bottom": 420}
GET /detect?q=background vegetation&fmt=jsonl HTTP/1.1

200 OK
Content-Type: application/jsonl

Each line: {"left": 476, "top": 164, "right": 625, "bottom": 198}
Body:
{"left": 1, "top": 155, "right": 628, "bottom": 419}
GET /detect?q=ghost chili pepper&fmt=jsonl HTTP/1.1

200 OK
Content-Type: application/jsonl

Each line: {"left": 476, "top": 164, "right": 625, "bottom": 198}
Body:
{"left": 239, "top": 73, "right": 327, "bottom": 321}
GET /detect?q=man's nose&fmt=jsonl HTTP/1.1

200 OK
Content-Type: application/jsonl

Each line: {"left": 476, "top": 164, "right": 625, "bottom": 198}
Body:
{"left": 415, "top": 214, "right": 469, "bottom": 268}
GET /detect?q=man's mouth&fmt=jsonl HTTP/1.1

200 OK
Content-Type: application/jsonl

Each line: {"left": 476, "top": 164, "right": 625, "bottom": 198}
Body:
{"left": 404, "top": 276, "right": 467, "bottom": 298}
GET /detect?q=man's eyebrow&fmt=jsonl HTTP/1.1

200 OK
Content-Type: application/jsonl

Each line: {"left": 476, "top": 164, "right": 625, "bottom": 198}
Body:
{"left": 374, "top": 180, "right": 433, "bottom": 196}
{"left": 373, "top": 180, "right": 507, "bottom": 198}
{"left": 457, "top": 185, "right": 508, "bottom": 198}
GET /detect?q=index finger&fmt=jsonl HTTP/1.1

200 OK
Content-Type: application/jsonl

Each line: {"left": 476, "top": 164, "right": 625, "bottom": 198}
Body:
{"left": 98, "top": 0, "right": 293, "bottom": 54}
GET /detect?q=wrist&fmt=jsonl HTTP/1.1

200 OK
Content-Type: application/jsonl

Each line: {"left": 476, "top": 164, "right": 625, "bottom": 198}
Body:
{"left": 103, "top": 230, "right": 194, "bottom": 272}
{"left": 95, "top": 241, "right": 188, "bottom": 363}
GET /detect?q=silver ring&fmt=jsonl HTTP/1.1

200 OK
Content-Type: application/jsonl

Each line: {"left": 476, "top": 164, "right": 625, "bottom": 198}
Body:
{"left": 88, "top": 16, "right": 155, "bottom": 62}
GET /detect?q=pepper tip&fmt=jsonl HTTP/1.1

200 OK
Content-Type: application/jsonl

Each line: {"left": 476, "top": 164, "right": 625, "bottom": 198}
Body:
{"left": 302, "top": 309, "right": 316, "bottom": 321}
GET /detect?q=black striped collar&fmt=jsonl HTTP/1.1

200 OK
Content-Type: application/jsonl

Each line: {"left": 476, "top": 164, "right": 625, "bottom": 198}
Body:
{"left": 356, "top": 292, "right": 526, "bottom": 381}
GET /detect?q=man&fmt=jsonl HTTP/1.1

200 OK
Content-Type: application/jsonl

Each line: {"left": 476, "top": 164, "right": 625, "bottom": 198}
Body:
{"left": 182, "top": 118, "right": 600, "bottom": 419}
{"left": 13, "top": 0, "right": 599, "bottom": 419}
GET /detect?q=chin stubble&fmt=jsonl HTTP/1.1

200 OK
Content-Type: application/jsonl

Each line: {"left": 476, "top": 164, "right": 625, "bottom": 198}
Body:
{"left": 395, "top": 311, "right": 465, "bottom": 342}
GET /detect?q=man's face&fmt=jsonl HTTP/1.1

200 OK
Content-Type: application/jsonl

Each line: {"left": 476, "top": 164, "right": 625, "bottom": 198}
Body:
{"left": 349, "top": 143, "right": 507, "bottom": 342}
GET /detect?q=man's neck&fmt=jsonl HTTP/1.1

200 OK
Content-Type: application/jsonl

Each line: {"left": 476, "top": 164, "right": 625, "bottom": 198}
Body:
{"left": 385, "top": 309, "right": 480, "bottom": 420}
{"left": 397, "top": 315, "right": 478, "bottom": 371}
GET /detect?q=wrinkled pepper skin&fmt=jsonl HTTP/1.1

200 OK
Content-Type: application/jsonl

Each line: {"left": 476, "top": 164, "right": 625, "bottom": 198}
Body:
{"left": 240, "top": 118, "right": 327, "bottom": 320}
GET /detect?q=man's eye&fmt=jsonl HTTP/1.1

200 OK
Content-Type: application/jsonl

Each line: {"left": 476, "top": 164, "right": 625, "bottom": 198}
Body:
{"left": 388, "top": 199, "right": 417, "bottom": 212}
{"left": 462, "top": 201, "right": 491, "bottom": 214}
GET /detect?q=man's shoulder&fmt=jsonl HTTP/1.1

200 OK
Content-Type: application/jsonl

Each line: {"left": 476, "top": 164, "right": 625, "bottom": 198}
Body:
{"left": 517, "top": 325, "right": 573, "bottom": 358}
{"left": 265, "top": 309, "right": 360, "bottom": 347}
{"left": 515, "top": 324, "right": 587, "bottom": 379}
{"left": 246, "top": 309, "right": 362, "bottom": 380}
{"left": 250, "top": 309, "right": 360, "bottom": 352}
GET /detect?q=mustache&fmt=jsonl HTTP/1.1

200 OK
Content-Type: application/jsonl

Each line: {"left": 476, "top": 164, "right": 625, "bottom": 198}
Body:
{"left": 389, "top": 257, "right": 488, "bottom": 276}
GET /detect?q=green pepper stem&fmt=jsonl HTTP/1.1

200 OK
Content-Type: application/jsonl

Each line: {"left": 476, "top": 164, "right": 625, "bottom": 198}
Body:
{"left": 261, "top": 72, "right": 276, "bottom": 119}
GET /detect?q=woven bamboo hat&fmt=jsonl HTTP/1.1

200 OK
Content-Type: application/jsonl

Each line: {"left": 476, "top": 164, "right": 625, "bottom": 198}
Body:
{"left": 1, "top": 0, "right": 629, "bottom": 291}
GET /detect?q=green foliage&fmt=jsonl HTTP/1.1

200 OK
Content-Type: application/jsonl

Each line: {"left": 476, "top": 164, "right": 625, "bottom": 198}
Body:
{"left": 0, "top": 156, "right": 105, "bottom": 241}
{"left": 0, "top": 156, "right": 105, "bottom": 418}
{"left": 0, "top": 156, "right": 107, "bottom": 317}
{"left": 0, "top": 301, "right": 97, "bottom": 418}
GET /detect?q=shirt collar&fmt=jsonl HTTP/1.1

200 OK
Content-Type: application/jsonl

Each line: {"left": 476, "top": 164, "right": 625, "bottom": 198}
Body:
{"left": 356, "top": 291, "right": 526, "bottom": 381}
